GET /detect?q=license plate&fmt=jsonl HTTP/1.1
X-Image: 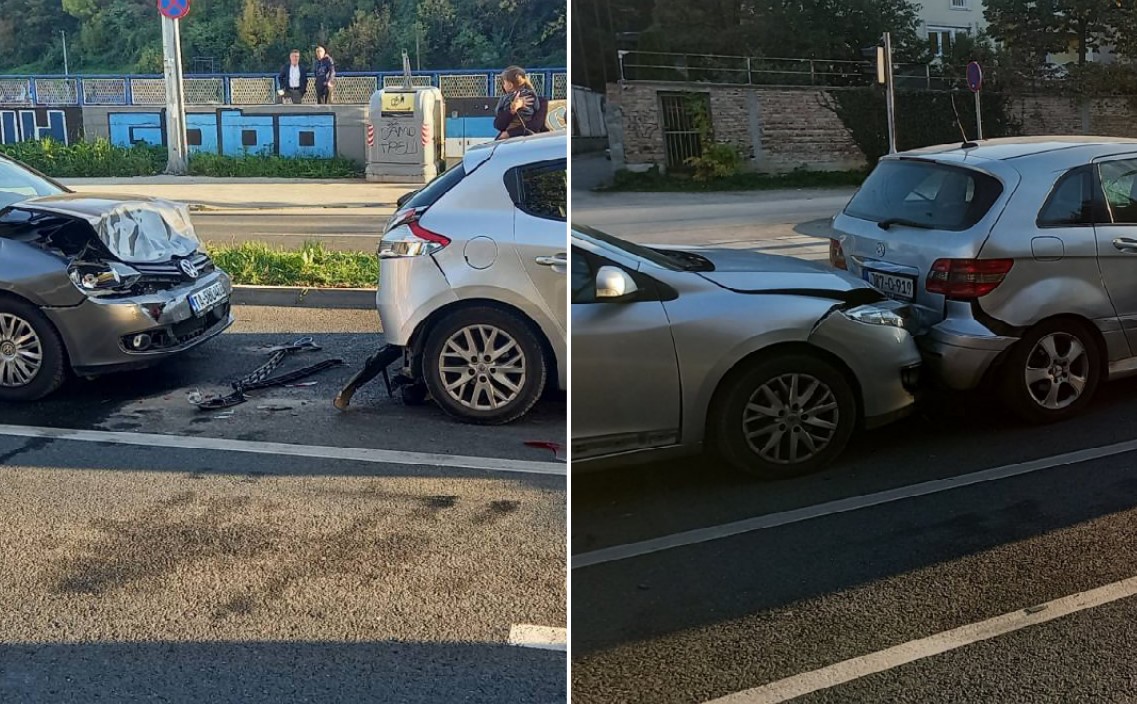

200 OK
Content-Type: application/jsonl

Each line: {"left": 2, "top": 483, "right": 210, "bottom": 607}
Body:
{"left": 864, "top": 269, "right": 916, "bottom": 302}
{"left": 189, "top": 281, "right": 228, "bottom": 316}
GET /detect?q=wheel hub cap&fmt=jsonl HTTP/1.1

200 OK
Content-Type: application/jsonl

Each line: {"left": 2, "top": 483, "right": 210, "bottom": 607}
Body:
{"left": 1025, "top": 332, "right": 1088, "bottom": 411}
{"left": 743, "top": 373, "right": 839, "bottom": 465}
{"left": 0, "top": 313, "right": 43, "bottom": 388}
{"left": 438, "top": 324, "right": 526, "bottom": 411}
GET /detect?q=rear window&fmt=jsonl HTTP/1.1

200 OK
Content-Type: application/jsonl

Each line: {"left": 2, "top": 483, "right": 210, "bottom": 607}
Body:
{"left": 404, "top": 164, "right": 465, "bottom": 209}
{"left": 845, "top": 159, "right": 1003, "bottom": 231}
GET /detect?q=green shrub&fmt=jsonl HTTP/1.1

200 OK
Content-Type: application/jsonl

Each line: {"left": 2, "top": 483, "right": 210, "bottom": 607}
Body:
{"left": 0, "top": 138, "right": 165, "bottom": 177}
{"left": 685, "top": 142, "right": 745, "bottom": 181}
{"left": 188, "top": 152, "right": 363, "bottom": 179}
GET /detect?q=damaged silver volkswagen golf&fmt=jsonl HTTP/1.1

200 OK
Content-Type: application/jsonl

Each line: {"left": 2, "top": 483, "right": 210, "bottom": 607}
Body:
{"left": 0, "top": 156, "right": 232, "bottom": 401}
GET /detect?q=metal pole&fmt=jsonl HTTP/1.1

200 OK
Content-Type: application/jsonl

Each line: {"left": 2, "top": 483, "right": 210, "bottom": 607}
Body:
{"left": 161, "top": 16, "right": 188, "bottom": 174}
{"left": 61, "top": 31, "right": 69, "bottom": 75}
{"left": 884, "top": 32, "right": 897, "bottom": 154}
{"left": 975, "top": 90, "right": 983, "bottom": 140}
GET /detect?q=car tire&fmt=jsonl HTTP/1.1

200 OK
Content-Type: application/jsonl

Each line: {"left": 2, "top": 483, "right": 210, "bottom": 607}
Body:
{"left": 712, "top": 353, "right": 857, "bottom": 480}
{"left": 998, "top": 319, "right": 1101, "bottom": 424}
{"left": 0, "top": 297, "right": 67, "bottom": 402}
{"left": 421, "top": 306, "right": 546, "bottom": 425}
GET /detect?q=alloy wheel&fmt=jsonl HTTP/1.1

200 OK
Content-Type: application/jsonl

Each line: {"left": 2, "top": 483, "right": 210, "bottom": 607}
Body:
{"left": 437, "top": 324, "right": 527, "bottom": 411}
{"left": 743, "top": 373, "right": 839, "bottom": 465}
{"left": 0, "top": 313, "right": 43, "bottom": 388}
{"left": 1024, "top": 332, "right": 1088, "bottom": 410}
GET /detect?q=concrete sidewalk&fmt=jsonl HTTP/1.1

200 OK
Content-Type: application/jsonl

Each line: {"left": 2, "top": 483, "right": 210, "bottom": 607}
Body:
{"left": 58, "top": 177, "right": 420, "bottom": 211}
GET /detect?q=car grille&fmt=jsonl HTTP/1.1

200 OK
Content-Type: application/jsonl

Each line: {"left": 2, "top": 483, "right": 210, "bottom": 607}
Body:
{"left": 131, "top": 252, "right": 216, "bottom": 286}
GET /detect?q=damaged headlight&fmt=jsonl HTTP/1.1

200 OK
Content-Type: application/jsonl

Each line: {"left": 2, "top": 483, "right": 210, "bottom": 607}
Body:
{"left": 68, "top": 262, "right": 142, "bottom": 296}
{"left": 842, "top": 303, "right": 908, "bottom": 329}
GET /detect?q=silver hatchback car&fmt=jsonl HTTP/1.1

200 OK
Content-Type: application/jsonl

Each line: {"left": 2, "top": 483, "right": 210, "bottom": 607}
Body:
{"left": 572, "top": 225, "right": 922, "bottom": 479}
{"left": 376, "top": 132, "right": 567, "bottom": 424}
{"left": 831, "top": 136, "right": 1137, "bottom": 423}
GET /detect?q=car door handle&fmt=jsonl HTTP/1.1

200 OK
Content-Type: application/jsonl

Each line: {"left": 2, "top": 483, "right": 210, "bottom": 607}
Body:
{"left": 535, "top": 254, "right": 567, "bottom": 267}
{"left": 1114, "top": 238, "right": 1137, "bottom": 253}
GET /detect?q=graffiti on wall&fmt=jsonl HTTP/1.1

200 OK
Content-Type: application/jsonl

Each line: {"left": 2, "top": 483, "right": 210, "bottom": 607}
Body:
{"left": 108, "top": 108, "right": 337, "bottom": 157}
{"left": 626, "top": 110, "right": 659, "bottom": 141}
{"left": 0, "top": 107, "right": 82, "bottom": 145}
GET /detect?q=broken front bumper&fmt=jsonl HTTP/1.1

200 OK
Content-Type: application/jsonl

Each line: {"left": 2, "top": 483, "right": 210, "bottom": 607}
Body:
{"left": 43, "top": 269, "right": 234, "bottom": 375}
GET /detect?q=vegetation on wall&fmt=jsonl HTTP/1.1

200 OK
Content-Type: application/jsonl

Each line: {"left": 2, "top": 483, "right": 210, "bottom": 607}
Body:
{"left": 827, "top": 88, "right": 1023, "bottom": 164}
{"left": 0, "top": 0, "right": 564, "bottom": 74}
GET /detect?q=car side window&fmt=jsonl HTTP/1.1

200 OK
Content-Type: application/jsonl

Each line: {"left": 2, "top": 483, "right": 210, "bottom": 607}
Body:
{"left": 514, "top": 163, "right": 566, "bottom": 222}
{"left": 1038, "top": 166, "right": 1100, "bottom": 227}
{"left": 572, "top": 249, "right": 596, "bottom": 304}
{"left": 1099, "top": 159, "right": 1137, "bottom": 224}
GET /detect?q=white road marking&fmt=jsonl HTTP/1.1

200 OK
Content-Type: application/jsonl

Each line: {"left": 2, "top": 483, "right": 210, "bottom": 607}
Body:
{"left": 573, "top": 438, "right": 1137, "bottom": 569}
{"left": 704, "top": 574, "right": 1137, "bottom": 703}
{"left": 0, "top": 424, "right": 565, "bottom": 476}
{"left": 508, "top": 624, "right": 567, "bottom": 651}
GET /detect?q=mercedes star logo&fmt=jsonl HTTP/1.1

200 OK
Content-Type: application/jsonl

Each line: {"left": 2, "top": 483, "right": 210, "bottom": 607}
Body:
{"left": 179, "top": 259, "right": 200, "bottom": 279}
{"left": 875, "top": 242, "right": 886, "bottom": 257}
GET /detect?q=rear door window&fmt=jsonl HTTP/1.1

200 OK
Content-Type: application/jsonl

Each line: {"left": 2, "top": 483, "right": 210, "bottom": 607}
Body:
{"left": 845, "top": 159, "right": 1003, "bottom": 231}
{"left": 1099, "top": 158, "right": 1137, "bottom": 224}
{"left": 507, "top": 159, "right": 566, "bottom": 221}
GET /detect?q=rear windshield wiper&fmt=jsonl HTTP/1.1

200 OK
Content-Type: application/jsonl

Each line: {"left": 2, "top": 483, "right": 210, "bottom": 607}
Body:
{"left": 877, "top": 218, "right": 934, "bottom": 231}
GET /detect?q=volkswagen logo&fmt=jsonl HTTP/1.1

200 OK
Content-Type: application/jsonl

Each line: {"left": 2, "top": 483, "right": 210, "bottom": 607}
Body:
{"left": 875, "top": 242, "right": 886, "bottom": 257}
{"left": 179, "top": 259, "right": 200, "bottom": 279}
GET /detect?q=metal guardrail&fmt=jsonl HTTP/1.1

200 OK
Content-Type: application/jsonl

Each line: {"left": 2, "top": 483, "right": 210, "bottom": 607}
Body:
{"left": 0, "top": 68, "right": 569, "bottom": 106}
{"left": 616, "top": 50, "right": 982, "bottom": 91}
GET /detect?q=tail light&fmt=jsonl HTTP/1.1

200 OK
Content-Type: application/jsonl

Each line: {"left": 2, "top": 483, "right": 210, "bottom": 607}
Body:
{"left": 829, "top": 239, "right": 846, "bottom": 270}
{"left": 926, "top": 258, "right": 1014, "bottom": 299}
{"left": 379, "top": 207, "right": 451, "bottom": 258}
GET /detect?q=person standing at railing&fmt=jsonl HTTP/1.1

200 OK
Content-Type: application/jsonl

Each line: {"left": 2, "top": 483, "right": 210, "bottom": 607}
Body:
{"left": 493, "top": 66, "right": 543, "bottom": 139}
{"left": 314, "top": 46, "right": 336, "bottom": 105}
{"left": 276, "top": 49, "right": 309, "bottom": 104}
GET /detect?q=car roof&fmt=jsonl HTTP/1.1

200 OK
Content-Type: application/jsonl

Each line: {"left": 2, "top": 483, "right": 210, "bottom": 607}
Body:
{"left": 462, "top": 131, "right": 566, "bottom": 172}
{"left": 893, "top": 136, "right": 1137, "bottom": 172}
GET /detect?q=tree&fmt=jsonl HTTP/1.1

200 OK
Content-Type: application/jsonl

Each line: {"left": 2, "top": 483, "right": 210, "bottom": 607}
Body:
{"left": 985, "top": 0, "right": 1122, "bottom": 67}
{"left": 235, "top": 0, "right": 290, "bottom": 69}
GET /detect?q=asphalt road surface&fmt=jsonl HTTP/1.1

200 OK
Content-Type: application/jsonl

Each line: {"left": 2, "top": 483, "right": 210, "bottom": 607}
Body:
{"left": 571, "top": 187, "right": 855, "bottom": 262}
{"left": 570, "top": 188, "right": 1137, "bottom": 703}
{"left": 0, "top": 306, "right": 566, "bottom": 703}
{"left": 194, "top": 209, "right": 389, "bottom": 252}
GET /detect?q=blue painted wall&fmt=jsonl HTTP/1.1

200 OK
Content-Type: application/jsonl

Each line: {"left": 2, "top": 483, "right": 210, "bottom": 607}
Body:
{"left": 106, "top": 108, "right": 336, "bottom": 157}
{"left": 0, "top": 108, "right": 78, "bottom": 145}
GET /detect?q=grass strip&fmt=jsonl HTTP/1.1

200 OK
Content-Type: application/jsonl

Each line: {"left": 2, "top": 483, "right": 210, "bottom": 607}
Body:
{"left": 207, "top": 241, "right": 377, "bottom": 289}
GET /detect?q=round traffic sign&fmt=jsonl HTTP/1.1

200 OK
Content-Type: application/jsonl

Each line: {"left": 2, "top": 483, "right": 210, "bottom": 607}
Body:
{"left": 966, "top": 61, "right": 983, "bottom": 92}
{"left": 157, "top": 0, "right": 190, "bottom": 19}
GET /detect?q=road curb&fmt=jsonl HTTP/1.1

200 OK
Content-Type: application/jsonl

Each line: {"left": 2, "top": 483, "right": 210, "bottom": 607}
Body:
{"left": 232, "top": 285, "right": 375, "bottom": 309}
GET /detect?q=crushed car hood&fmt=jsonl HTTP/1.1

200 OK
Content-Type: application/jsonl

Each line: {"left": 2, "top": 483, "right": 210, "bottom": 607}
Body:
{"left": 656, "top": 246, "right": 875, "bottom": 295}
{"left": 17, "top": 193, "right": 200, "bottom": 263}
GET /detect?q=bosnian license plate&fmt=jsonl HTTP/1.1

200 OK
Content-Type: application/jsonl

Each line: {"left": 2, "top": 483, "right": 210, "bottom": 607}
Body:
{"left": 189, "top": 281, "right": 228, "bottom": 316}
{"left": 864, "top": 269, "right": 916, "bottom": 302}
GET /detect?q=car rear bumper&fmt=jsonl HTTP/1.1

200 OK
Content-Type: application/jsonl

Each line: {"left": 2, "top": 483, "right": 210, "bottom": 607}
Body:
{"left": 43, "top": 270, "right": 234, "bottom": 373}
{"left": 376, "top": 255, "right": 458, "bottom": 346}
{"left": 918, "top": 314, "right": 1018, "bottom": 391}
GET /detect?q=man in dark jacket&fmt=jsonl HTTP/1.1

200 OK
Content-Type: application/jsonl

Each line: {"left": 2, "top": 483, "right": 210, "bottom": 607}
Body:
{"left": 277, "top": 49, "right": 308, "bottom": 104}
{"left": 314, "top": 46, "right": 336, "bottom": 105}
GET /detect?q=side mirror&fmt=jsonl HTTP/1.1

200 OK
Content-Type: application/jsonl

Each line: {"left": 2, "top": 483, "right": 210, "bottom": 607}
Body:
{"left": 596, "top": 266, "right": 639, "bottom": 300}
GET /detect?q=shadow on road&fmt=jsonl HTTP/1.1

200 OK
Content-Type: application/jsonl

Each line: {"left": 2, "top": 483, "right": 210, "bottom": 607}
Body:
{"left": 0, "top": 640, "right": 565, "bottom": 703}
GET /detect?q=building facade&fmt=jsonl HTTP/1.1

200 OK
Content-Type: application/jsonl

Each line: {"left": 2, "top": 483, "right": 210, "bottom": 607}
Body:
{"left": 917, "top": 0, "right": 987, "bottom": 57}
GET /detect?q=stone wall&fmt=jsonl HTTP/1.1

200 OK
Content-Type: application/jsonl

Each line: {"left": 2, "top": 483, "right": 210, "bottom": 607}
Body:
{"left": 606, "top": 81, "right": 1137, "bottom": 174}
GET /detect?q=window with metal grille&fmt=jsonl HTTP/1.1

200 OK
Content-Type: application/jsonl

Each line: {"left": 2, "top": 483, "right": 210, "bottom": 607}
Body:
{"left": 659, "top": 93, "right": 708, "bottom": 171}
{"left": 951, "top": 0, "right": 968, "bottom": 8}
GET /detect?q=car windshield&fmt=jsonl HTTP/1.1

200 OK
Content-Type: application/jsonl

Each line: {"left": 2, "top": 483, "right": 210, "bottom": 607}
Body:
{"left": 572, "top": 224, "right": 693, "bottom": 271}
{"left": 0, "top": 158, "right": 64, "bottom": 210}
{"left": 844, "top": 159, "right": 1003, "bottom": 231}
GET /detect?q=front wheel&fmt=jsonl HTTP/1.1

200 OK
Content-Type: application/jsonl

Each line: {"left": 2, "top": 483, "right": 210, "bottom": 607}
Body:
{"left": 421, "top": 306, "right": 547, "bottom": 425}
{"left": 0, "top": 298, "right": 67, "bottom": 402}
{"left": 712, "top": 354, "right": 858, "bottom": 480}
{"left": 998, "top": 320, "right": 1101, "bottom": 424}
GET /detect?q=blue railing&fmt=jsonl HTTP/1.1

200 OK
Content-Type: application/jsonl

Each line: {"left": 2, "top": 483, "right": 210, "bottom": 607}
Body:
{"left": 0, "top": 68, "right": 569, "bottom": 106}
